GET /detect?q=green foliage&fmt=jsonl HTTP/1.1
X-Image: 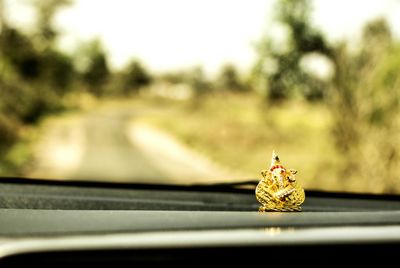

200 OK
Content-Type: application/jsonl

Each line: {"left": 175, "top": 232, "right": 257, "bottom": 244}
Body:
{"left": 119, "top": 60, "right": 152, "bottom": 94}
{"left": 42, "top": 50, "right": 76, "bottom": 94}
{"left": 29, "top": 0, "right": 73, "bottom": 46}
{"left": 77, "top": 39, "right": 110, "bottom": 96}
{"left": 82, "top": 53, "right": 109, "bottom": 95}
{"left": 0, "top": 113, "right": 18, "bottom": 148}
{"left": 0, "top": 27, "right": 40, "bottom": 80}
{"left": 0, "top": 0, "right": 75, "bottom": 175}
{"left": 216, "top": 64, "right": 246, "bottom": 92}
{"left": 254, "top": 0, "right": 331, "bottom": 101}
{"left": 159, "top": 72, "right": 186, "bottom": 84}
{"left": 329, "top": 18, "right": 400, "bottom": 192}
{"left": 252, "top": 1, "right": 400, "bottom": 192}
{"left": 0, "top": 28, "right": 76, "bottom": 95}
{"left": 1, "top": 0, "right": 400, "bottom": 194}
{"left": 185, "top": 66, "right": 212, "bottom": 95}
{"left": 277, "top": 0, "right": 329, "bottom": 55}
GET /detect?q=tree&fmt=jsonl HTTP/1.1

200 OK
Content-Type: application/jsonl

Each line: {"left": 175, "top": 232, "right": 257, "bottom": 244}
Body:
{"left": 329, "top": 18, "right": 400, "bottom": 192}
{"left": 30, "top": 0, "right": 73, "bottom": 47}
{"left": 186, "top": 66, "right": 212, "bottom": 95}
{"left": 216, "top": 64, "right": 245, "bottom": 92}
{"left": 0, "top": 0, "right": 76, "bottom": 174}
{"left": 78, "top": 40, "right": 110, "bottom": 96}
{"left": 41, "top": 50, "right": 75, "bottom": 94}
{"left": 120, "top": 60, "right": 152, "bottom": 94}
{"left": 253, "top": 0, "right": 331, "bottom": 101}
{"left": 0, "top": 27, "right": 40, "bottom": 80}
{"left": 277, "top": 0, "right": 330, "bottom": 55}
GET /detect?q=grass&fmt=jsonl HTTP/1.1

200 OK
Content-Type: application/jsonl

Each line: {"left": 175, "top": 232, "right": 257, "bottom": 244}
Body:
{"left": 142, "top": 92, "right": 343, "bottom": 192}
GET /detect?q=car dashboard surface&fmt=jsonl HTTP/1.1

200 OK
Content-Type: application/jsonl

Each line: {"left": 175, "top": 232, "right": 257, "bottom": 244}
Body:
{"left": 0, "top": 179, "right": 400, "bottom": 264}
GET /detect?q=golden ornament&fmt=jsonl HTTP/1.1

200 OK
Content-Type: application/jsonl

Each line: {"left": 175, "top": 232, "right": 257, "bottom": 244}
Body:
{"left": 256, "top": 150, "right": 305, "bottom": 212}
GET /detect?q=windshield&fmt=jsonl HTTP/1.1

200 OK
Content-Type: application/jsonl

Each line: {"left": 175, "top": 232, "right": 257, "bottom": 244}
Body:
{"left": 1, "top": 0, "right": 399, "bottom": 194}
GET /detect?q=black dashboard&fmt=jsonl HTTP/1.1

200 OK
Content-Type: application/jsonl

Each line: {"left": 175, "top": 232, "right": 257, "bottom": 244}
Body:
{"left": 1, "top": 179, "right": 400, "bottom": 264}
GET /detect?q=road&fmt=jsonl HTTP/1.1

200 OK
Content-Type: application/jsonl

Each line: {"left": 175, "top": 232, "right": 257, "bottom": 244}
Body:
{"left": 29, "top": 106, "right": 239, "bottom": 184}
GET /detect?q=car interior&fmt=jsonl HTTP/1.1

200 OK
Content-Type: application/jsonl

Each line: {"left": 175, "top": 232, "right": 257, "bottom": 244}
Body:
{"left": 0, "top": 178, "right": 400, "bottom": 264}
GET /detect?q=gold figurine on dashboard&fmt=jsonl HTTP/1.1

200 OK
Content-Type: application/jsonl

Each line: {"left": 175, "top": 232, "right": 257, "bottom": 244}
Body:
{"left": 256, "top": 151, "right": 305, "bottom": 212}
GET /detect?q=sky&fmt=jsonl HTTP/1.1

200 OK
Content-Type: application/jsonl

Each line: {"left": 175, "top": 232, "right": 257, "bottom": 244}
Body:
{"left": 5, "top": 0, "right": 400, "bottom": 75}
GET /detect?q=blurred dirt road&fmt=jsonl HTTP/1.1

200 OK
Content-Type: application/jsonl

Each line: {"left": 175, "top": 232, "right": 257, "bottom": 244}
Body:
{"left": 29, "top": 106, "right": 238, "bottom": 184}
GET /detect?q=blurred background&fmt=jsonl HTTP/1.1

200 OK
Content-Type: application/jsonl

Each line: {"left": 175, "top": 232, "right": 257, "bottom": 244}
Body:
{"left": 1, "top": 0, "right": 400, "bottom": 193}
